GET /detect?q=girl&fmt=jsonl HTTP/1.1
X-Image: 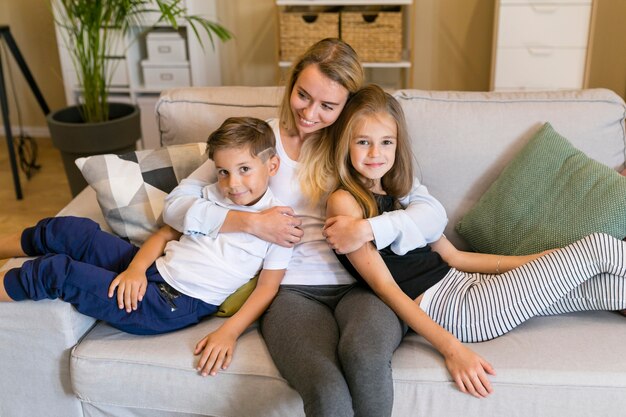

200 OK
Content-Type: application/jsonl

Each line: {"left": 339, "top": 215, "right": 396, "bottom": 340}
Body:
{"left": 325, "top": 84, "right": 626, "bottom": 398}
{"left": 163, "top": 39, "right": 447, "bottom": 417}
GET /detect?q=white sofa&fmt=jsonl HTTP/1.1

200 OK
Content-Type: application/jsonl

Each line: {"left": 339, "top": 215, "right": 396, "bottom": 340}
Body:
{"left": 1, "top": 87, "right": 625, "bottom": 417}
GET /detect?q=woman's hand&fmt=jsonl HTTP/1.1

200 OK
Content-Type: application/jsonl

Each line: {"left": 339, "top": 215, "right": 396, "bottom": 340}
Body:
{"left": 108, "top": 266, "right": 148, "bottom": 313}
{"left": 443, "top": 343, "right": 496, "bottom": 398}
{"left": 323, "top": 215, "right": 373, "bottom": 254}
{"left": 194, "top": 328, "right": 238, "bottom": 376}
{"left": 250, "top": 206, "right": 303, "bottom": 247}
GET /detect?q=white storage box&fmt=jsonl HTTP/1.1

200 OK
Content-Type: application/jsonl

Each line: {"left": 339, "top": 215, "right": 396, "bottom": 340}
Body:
{"left": 146, "top": 31, "right": 187, "bottom": 62}
{"left": 141, "top": 60, "right": 191, "bottom": 89}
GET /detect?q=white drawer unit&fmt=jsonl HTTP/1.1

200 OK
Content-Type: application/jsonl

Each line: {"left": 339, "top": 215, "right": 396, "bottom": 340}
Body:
{"left": 494, "top": 48, "right": 587, "bottom": 90}
{"left": 141, "top": 60, "right": 191, "bottom": 89}
{"left": 491, "top": 0, "right": 596, "bottom": 91}
{"left": 146, "top": 30, "right": 188, "bottom": 62}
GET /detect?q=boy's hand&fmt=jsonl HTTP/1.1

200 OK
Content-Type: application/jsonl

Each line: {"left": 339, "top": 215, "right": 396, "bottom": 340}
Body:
{"left": 443, "top": 343, "right": 496, "bottom": 398}
{"left": 108, "top": 266, "right": 147, "bottom": 313}
{"left": 194, "top": 328, "right": 237, "bottom": 376}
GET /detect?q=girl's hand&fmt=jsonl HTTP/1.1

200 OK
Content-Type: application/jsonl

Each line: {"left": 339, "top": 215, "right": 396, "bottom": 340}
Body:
{"left": 323, "top": 215, "right": 373, "bottom": 254}
{"left": 194, "top": 328, "right": 238, "bottom": 377}
{"left": 443, "top": 344, "right": 496, "bottom": 398}
{"left": 108, "top": 266, "right": 147, "bottom": 313}
{"left": 252, "top": 206, "right": 303, "bottom": 248}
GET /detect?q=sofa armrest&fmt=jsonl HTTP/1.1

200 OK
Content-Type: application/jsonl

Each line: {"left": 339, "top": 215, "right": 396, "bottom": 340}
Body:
{"left": 0, "top": 187, "right": 104, "bottom": 417}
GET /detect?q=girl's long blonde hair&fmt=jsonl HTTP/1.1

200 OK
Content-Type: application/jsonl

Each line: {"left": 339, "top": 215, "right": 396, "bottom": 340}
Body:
{"left": 331, "top": 84, "right": 414, "bottom": 218}
{"left": 279, "top": 38, "right": 364, "bottom": 206}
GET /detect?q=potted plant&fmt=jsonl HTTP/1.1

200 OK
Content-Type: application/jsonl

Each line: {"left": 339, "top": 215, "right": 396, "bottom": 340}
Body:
{"left": 47, "top": 0, "right": 231, "bottom": 196}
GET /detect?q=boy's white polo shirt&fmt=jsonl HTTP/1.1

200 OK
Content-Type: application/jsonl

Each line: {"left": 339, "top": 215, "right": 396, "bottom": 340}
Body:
{"left": 156, "top": 185, "right": 293, "bottom": 306}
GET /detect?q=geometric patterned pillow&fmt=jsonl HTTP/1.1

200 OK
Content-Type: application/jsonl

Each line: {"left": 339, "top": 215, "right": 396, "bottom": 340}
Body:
{"left": 75, "top": 143, "right": 209, "bottom": 245}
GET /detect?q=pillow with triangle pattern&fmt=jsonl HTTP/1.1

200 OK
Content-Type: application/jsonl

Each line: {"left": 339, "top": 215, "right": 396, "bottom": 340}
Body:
{"left": 76, "top": 143, "right": 208, "bottom": 245}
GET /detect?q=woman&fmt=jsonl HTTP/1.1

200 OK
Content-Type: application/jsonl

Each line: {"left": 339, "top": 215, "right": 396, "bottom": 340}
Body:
{"left": 163, "top": 38, "right": 448, "bottom": 417}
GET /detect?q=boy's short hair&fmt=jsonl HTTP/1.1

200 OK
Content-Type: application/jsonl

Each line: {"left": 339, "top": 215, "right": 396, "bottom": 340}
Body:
{"left": 207, "top": 117, "right": 276, "bottom": 161}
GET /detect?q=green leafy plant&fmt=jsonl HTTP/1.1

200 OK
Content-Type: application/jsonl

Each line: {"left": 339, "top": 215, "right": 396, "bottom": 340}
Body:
{"left": 53, "top": 0, "right": 232, "bottom": 123}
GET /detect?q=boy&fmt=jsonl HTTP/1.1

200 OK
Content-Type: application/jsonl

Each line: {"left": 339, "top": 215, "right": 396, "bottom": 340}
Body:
{"left": 0, "top": 117, "right": 291, "bottom": 377}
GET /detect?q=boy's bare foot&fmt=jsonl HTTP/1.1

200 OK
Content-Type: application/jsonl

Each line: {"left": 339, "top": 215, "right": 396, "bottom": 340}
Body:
{"left": 0, "top": 270, "right": 14, "bottom": 301}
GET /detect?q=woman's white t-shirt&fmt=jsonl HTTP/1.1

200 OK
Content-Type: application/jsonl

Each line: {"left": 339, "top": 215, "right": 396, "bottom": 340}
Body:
{"left": 265, "top": 119, "right": 354, "bottom": 285}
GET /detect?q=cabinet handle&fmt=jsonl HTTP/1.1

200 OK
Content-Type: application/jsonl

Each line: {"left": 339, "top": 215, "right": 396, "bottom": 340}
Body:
{"left": 527, "top": 46, "right": 554, "bottom": 56}
{"left": 530, "top": 5, "right": 558, "bottom": 14}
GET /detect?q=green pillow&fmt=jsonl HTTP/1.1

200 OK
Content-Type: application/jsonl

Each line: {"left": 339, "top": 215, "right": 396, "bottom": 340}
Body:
{"left": 214, "top": 276, "right": 258, "bottom": 317}
{"left": 456, "top": 122, "right": 626, "bottom": 255}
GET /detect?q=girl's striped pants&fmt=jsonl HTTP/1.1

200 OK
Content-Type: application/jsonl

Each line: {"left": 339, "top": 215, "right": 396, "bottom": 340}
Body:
{"left": 423, "top": 232, "right": 626, "bottom": 342}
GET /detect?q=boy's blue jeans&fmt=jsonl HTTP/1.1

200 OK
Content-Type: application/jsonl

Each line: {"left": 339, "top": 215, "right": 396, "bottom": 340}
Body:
{"left": 3, "top": 216, "right": 218, "bottom": 335}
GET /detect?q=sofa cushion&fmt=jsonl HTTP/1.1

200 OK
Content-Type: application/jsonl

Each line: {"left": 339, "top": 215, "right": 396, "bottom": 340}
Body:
{"left": 71, "top": 312, "right": 626, "bottom": 417}
{"left": 71, "top": 320, "right": 304, "bottom": 417}
{"left": 75, "top": 143, "right": 208, "bottom": 245}
{"left": 456, "top": 123, "right": 626, "bottom": 255}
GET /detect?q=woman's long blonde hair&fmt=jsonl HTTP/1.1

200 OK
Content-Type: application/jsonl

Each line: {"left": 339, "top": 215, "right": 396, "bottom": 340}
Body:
{"left": 332, "top": 84, "right": 414, "bottom": 218}
{"left": 279, "top": 38, "right": 364, "bottom": 206}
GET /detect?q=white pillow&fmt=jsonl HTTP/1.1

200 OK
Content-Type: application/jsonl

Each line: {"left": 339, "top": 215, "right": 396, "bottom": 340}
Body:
{"left": 76, "top": 143, "right": 208, "bottom": 244}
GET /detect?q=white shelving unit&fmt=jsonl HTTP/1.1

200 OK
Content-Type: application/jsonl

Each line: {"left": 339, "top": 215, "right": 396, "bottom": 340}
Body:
{"left": 490, "top": 0, "right": 596, "bottom": 91}
{"left": 276, "top": 0, "right": 414, "bottom": 89}
{"left": 53, "top": 0, "right": 222, "bottom": 150}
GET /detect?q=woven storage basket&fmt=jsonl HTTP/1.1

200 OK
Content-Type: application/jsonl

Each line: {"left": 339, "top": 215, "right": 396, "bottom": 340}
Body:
{"left": 341, "top": 9, "right": 402, "bottom": 62}
{"left": 279, "top": 8, "right": 340, "bottom": 61}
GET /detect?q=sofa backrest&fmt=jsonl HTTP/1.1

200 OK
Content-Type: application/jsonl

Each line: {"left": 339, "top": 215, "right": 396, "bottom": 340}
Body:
{"left": 156, "top": 87, "right": 626, "bottom": 248}
{"left": 157, "top": 86, "right": 284, "bottom": 146}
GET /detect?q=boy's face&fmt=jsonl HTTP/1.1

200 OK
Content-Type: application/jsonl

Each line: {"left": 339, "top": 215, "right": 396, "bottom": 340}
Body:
{"left": 213, "top": 146, "right": 279, "bottom": 206}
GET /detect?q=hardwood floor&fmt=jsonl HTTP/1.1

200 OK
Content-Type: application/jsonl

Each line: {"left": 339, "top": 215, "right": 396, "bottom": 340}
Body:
{"left": 0, "top": 136, "right": 72, "bottom": 266}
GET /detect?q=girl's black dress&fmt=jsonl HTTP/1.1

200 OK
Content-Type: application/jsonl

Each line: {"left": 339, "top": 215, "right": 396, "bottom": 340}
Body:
{"left": 335, "top": 194, "right": 450, "bottom": 299}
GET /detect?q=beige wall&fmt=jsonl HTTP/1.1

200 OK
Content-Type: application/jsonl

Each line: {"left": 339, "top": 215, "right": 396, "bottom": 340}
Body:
{"left": 411, "top": 0, "right": 495, "bottom": 91}
{"left": 0, "top": 0, "right": 66, "bottom": 132}
{"left": 216, "top": 0, "right": 279, "bottom": 86}
{"left": 587, "top": 0, "right": 626, "bottom": 97}
{"left": 2, "top": 0, "right": 624, "bottom": 131}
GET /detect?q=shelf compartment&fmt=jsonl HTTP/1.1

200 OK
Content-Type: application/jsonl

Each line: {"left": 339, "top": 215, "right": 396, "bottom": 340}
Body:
{"left": 341, "top": 6, "right": 403, "bottom": 62}
{"left": 279, "top": 6, "right": 340, "bottom": 61}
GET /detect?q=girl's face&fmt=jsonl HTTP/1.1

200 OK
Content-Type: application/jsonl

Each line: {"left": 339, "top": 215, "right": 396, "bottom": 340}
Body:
{"left": 289, "top": 64, "right": 349, "bottom": 138}
{"left": 349, "top": 113, "right": 397, "bottom": 194}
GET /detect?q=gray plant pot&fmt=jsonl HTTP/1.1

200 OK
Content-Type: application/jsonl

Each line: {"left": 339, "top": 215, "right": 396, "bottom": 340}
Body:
{"left": 47, "top": 103, "right": 141, "bottom": 197}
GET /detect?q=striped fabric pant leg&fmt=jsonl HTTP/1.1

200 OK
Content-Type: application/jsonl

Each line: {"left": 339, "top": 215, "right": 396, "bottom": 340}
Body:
{"left": 424, "top": 232, "right": 626, "bottom": 343}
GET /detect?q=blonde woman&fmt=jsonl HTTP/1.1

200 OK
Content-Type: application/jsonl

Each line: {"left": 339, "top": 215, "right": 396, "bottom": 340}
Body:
{"left": 163, "top": 39, "right": 447, "bottom": 417}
